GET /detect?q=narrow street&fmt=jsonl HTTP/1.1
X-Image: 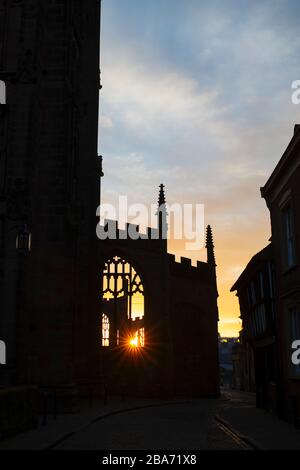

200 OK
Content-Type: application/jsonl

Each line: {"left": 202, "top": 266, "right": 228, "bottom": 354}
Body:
{"left": 53, "top": 390, "right": 300, "bottom": 451}
{"left": 0, "top": 390, "right": 299, "bottom": 450}
{"left": 54, "top": 399, "right": 247, "bottom": 450}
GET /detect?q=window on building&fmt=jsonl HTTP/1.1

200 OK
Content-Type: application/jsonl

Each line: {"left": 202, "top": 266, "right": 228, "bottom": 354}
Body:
{"left": 290, "top": 307, "right": 300, "bottom": 376}
{"left": 102, "top": 256, "right": 145, "bottom": 348}
{"left": 102, "top": 314, "right": 110, "bottom": 347}
{"left": 267, "top": 262, "right": 276, "bottom": 322}
{"left": 250, "top": 281, "right": 256, "bottom": 305}
{"left": 283, "top": 205, "right": 296, "bottom": 268}
{"left": 247, "top": 287, "right": 252, "bottom": 308}
{"left": 131, "top": 327, "right": 145, "bottom": 348}
{"left": 255, "top": 304, "right": 267, "bottom": 335}
{"left": 248, "top": 277, "right": 267, "bottom": 337}
{"left": 268, "top": 262, "right": 275, "bottom": 298}
{"left": 259, "top": 271, "right": 265, "bottom": 299}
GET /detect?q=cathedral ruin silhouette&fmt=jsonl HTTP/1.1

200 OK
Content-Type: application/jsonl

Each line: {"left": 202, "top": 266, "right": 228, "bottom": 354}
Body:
{"left": 0, "top": 0, "right": 219, "bottom": 401}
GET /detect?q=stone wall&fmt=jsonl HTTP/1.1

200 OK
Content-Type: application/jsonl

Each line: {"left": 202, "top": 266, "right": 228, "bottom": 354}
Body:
{"left": 0, "top": 386, "right": 38, "bottom": 439}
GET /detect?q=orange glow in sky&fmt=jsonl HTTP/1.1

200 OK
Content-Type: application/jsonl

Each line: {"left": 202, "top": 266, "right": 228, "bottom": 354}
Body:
{"left": 169, "top": 210, "right": 271, "bottom": 338}
{"left": 102, "top": 221, "right": 271, "bottom": 339}
{"left": 99, "top": 0, "right": 300, "bottom": 338}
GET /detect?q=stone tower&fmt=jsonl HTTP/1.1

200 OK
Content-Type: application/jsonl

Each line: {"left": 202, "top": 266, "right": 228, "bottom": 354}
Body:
{"left": 0, "top": 1, "right": 101, "bottom": 388}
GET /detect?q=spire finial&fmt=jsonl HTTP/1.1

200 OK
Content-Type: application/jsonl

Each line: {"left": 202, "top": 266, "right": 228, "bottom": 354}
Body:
{"left": 206, "top": 225, "right": 216, "bottom": 266}
{"left": 158, "top": 183, "right": 166, "bottom": 207}
{"left": 206, "top": 225, "right": 219, "bottom": 313}
{"left": 156, "top": 184, "right": 168, "bottom": 246}
{"left": 99, "top": 155, "right": 104, "bottom": 178}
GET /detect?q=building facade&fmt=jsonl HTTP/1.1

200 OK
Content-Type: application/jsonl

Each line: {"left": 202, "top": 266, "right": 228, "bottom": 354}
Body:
{"left": 96, "top": 188, "right": 220, "bottom": 398}
{"left": 231, "top": 245, "right": 277, "bottom": 410}
{"left": 261, "top": 125, "right": 300, "bottom": 424}
{"left": 0, "top": 0, "right": 101, "bottom": 390}
{"left": 0, "top": 1, "right": 220, "bottom": 401}
{"left": 232, "top": 125, "right": 300, "bottom": 425}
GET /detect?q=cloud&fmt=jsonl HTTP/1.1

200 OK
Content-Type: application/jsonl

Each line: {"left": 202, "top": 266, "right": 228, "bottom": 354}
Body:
{"left": 99, "top": 0, "right": 300, "bottom": 335}
{"left": 99, "top": 115, "right": 113, "bottom": 129}
{"left": 101, "top": 52, "right": 232, "bottom": 143}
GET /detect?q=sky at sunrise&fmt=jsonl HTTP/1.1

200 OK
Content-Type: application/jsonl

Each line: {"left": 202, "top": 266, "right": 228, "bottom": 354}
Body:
{"left": 98, "top": 0, "right": 300, "bottom": 337}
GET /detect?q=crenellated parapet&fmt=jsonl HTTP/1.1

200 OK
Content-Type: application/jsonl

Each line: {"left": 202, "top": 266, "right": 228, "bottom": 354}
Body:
{"left": 131, "top": 316, "right": 144, "bottom": 328}
{"left": 167, "top": 253, "right": 210, "bottom": 280}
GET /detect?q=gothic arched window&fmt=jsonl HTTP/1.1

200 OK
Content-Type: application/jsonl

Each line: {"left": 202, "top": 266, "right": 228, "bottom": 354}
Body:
{"left": 102, "top": 314, "right": 110, "bottom": 347}
{"left": 102, "top": 256, "right": 145, "bottom": 348}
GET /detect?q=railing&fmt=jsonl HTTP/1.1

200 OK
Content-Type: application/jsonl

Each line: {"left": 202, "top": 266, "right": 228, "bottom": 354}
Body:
{"left": 40, "top": 381, "right": 109, "bottom": 426}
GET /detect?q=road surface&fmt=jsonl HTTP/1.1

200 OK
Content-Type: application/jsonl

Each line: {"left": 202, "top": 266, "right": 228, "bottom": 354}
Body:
{"left": 55, "top": 399, "right": 247, "bottom": 450}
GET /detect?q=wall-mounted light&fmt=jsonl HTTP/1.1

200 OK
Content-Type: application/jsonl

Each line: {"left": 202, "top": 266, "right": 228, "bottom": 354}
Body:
{"left": 16, "top": 224, "right": 31, "bottom": 254}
